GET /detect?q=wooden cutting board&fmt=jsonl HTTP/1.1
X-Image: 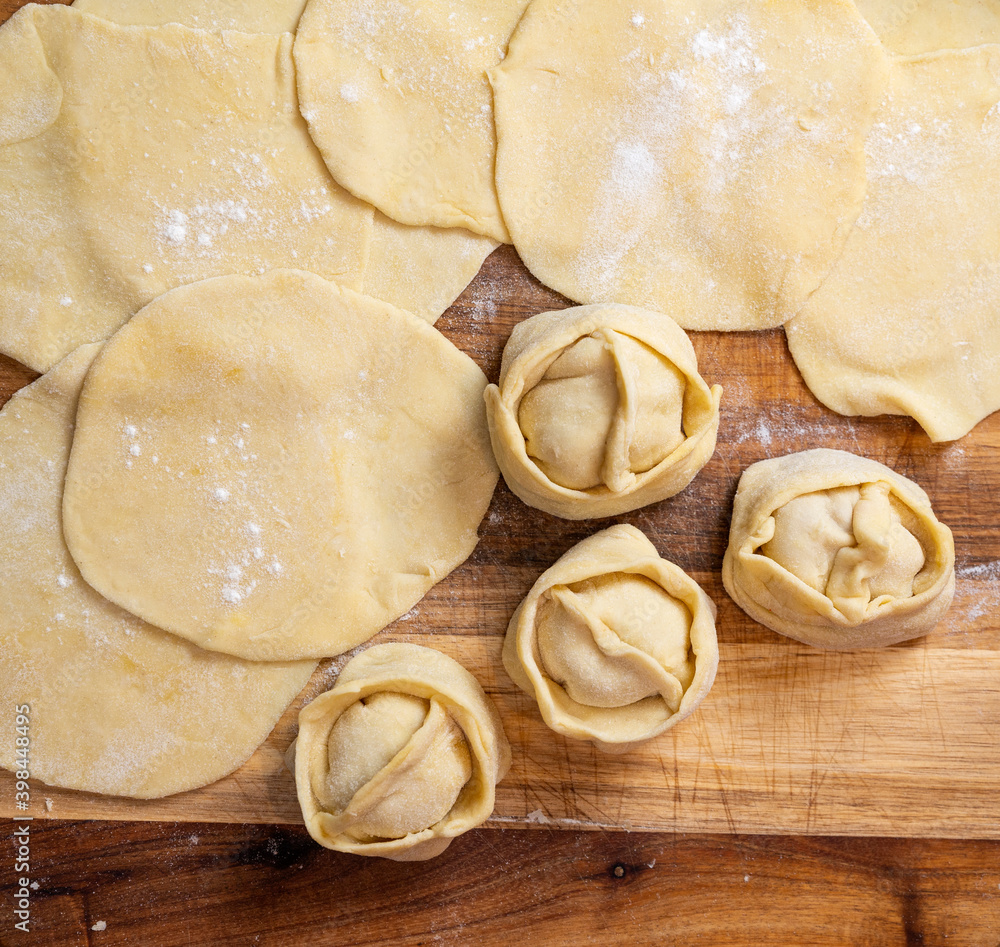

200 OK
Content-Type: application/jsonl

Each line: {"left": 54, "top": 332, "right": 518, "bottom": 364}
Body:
{"left": 2, "top": 246, "right": 998, "bottom": 838}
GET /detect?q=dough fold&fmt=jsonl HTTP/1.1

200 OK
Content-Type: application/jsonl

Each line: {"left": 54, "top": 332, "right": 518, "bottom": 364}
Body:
{"left": 485, "top": 304, "right": 721, "bottom": 519}
{"left": 293, "top": 643, "right": 510, "bottom": 860}
{"left": 503, "top": 525, "right": 719, "bottom": 752}
{"left": 0, "top": 344, "right": 316, "bottom": 798}
{"left": 722, "top": 449, "right": 955, "bottom": 649}
{"left": 61, "top": 270, "right": 498, "bottom": 661}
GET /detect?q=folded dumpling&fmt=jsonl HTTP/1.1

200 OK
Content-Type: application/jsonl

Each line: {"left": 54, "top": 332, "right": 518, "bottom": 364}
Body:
{"left": 503, "top": 525, "right": 719, "bottom": 752}
{"left": 485, "top": 304, "right": 722, "bottom": 519}
{"left": 292, "top": 643, "right": 510, "bottom": 860}
{"left": 722, "top": 449, "right": 955, "bottom": 649}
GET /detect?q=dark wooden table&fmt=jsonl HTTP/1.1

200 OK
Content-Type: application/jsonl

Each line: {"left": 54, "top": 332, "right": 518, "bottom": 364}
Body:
{"left": 2, "top": 820, "right": 1000, "bottom": 946}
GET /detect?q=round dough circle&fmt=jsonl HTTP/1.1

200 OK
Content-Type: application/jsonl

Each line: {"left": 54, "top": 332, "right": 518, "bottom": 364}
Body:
{"left": 490, "top": 0, "right": 889, "bottom": 329}
{"left": 61, "top": 270, "right": 498, "bottom": 661}
{"left": 293, "top": 0, "right": 530, "bottom": 242}
{"left": 0, "top": 345, "right": 316, "bottom": 799}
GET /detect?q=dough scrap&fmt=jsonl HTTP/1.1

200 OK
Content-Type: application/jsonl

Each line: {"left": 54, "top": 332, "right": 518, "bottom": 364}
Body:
{"left": 785, "top": 46, "right": 1000, "bottom": 442}
{"left": 72, "top": 0, "right": 309, "bottom": 32}
{"left": 0, "top": 344, "right": 316, "bottom": 799}
{"left": 485, "top": 304, "right": 722, "bottom": 519}
{"left": 61, "top": 270, "right": 498, "bottom": 662}
{"left": 722, "top": 449, "right": 955, "bottom": 649}
{"left": 491, "top": 0, "right": 889, "bottom": 329}
{"left": 364, "top": 212, "right": 498, "bottom": 323}
{"left": 0, "top": 5, "right": 372, "bottom": 373}
{"left": 503, "top": 524, "right": 719, "bottom": 752}
{"left": 852, "top": 0, "right": 1000, "bottom": 54}
{"left": 293, "top": 643, "right": 510, "bottom": 860}
{"left": 294, "top": 0, "right": 530, "bottom": 242}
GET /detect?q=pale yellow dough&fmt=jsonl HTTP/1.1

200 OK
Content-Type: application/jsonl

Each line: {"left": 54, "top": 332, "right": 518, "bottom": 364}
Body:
{"left": 852, "top": 0, "right": 1000, "bottom": 53}
{"left": 785, "top": 47, "right": 1000, "bottom": 442}
{"left": 491, "top": 0, "right": 889, "bottom": 329}
{"left": 294, "top": 0, "right": 530, "bottom": 242}
{"left": 61, "top": 270, "right": 499, "bottom": 662}
{"left": 722, "top": 449, "right": 955, "bottom": 649}
{"left": 0, "top": 345, "right": 316, "bottom": 798}
{"left": 503, "top": 525, "right": 719, "bottom": 753}
{"left": 364, "top": 212, "right": 498, "bottom": 323}
{"left": 0, "top": 5, "right": 372, "bottom": 373}
{"left": 72, "top": 0, "right": 309, "bottom": 32}
{"left": 485, "top": 304, "right": 722, "bottom": 519}
{"left": 66, "top": 0, "right": 498, "bottom": 325}
{"left": 293, "top": 643, "right": 510, "bottom": 860}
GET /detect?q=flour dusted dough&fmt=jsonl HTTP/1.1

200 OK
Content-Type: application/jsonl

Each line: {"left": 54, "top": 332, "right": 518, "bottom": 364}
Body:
{"left": 67, "top": 0, "right": 499, "bottom": 324}
{"left": 722, "top": 450, "right": 955, "bottom": 649}
{"left": 364, "top": 212, "right": 498, "bottom": 323}
{"left": 485, "top": 305, "right": 721, "bottom": 519}
{"left": 491, "top": 0, "right": 889, "bottom": 330}
{"left": 61, "top": 270, "right": 498, "bottom": 662}
{"left": 72, "top": 0, "right": 308, "bottom": 32}
{"left": 293, "top": 643, "right": 510, "bottom": 860}
{"left": 0, "top": 345, "right": 316, "bottom": 798}
{"left": 786, "top": 47, "right": 1000, "bottom": 442}
{"left": 0, "top": 5, "right": 371, "bottom": 373}
{"left": 294, "top": 0, "right": 530, "bottom": 242}
{"left": 852, "top": 0, "right": 1000, "bottom": 54}
{"left": 503, "top": 525, "right": 719, "bottom": 752}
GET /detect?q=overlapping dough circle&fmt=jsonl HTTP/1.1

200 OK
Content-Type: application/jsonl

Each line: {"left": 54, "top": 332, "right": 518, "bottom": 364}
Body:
{"left": 785, "top": 46, "right": 1000, "bottom": 443}
{"left": 0, "top": 5, "right": 373, "bottom": 373}
{"left": 0, "top": 344, "right": 316, "bottom": 799}
{"left": 61, "top": 270, "right": 499, "bottom": 662}
{"left": 491, "top": 0, "right": 889, "bottom": 330}
{"left": 293, "top": 0, "right": 529, "bottom": 242}
{"left": 64, "top": 0, "right": 500, "bottom": 325}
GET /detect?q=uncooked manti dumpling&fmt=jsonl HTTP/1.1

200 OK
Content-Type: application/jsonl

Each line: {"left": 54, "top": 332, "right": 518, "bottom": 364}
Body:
{"left": 503, "top": 525, "right": 719, "bottom": 752}
{"left": 292, "top": 643, "right": 510, "bottom": 860}
{"left": 722, "top": 449, "right": 955, "bottom": 649}
{"left": 485, "top": 304, "right": 721, "bottom": 519}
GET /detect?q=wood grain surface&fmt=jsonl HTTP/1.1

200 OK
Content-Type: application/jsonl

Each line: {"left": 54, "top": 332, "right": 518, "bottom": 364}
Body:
{"left": 1, "top": 820, "right": 999, "bottom": 947}
{"left": 2, "top": 241, "right": 999, "bottom": 837}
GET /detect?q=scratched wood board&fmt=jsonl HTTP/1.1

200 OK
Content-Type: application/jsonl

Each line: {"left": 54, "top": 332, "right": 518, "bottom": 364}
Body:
{"left": 1, "top": 244, "right": 998, "bottom": 839}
